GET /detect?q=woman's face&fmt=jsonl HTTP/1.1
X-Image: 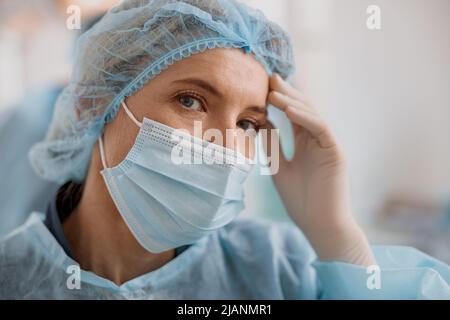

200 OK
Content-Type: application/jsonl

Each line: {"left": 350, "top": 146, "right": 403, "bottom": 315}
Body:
{"left": 103, "top": 48, "right": 270, "bottom": 167}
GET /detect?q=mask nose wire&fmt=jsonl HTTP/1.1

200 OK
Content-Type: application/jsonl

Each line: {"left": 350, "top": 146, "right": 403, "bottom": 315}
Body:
{"left": 98, "top": 100, "right": 143, "bottom": 170}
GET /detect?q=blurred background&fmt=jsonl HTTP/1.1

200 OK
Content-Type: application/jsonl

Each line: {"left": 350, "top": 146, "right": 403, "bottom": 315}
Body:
{"left": 0, "top": 0, "right": 449, "bottom": 262}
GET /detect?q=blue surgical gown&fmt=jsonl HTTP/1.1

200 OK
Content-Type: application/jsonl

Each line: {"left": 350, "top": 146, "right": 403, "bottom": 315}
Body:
{"left": 0, "top": 212, "right": 449, "bottom": 299}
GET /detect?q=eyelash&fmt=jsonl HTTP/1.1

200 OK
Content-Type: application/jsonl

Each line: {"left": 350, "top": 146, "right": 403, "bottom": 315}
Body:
{"left": 174, "top": 90, "right": 206, "bottom": 111}
{"left": 173, "top": 90, "right": 264, "bottom": 132}
{"left": 238, "top": 118, "right": 263, "bottom": 132}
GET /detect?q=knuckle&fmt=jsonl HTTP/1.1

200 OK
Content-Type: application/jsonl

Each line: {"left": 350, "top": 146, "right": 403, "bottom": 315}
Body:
{"left": 268, "top": 91, "right": 279, "bottom": 103}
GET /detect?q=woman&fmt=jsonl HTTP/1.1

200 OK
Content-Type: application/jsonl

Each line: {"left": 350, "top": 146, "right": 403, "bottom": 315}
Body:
{"left": 1, "top": 0, "right": 449, "bottom": 299}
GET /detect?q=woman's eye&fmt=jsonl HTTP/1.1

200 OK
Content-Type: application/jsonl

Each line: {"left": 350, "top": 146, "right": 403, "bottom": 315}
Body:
{"left": 237, "top": 120, "right": 259, "bottom": 133}
{"left": 178, "top": 95, "right": 203, "bottom": 111}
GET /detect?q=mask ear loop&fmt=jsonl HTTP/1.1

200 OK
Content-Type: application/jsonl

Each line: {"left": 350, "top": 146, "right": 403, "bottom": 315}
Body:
{"left": 98, "top": 100, "right": 142, "bottom": 170}
{"left": 98, "top": 135, "right": 108, "bottom": 169}
{"left": 122, "top": 100, "right": 142, "bottom": 128}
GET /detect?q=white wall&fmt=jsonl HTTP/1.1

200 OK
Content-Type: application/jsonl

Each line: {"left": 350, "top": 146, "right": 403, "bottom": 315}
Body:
{"left": 242, "top": 0, "right": 450, "bottom": 227}
{"left": 328, "top": 0, "right": 450, "bottom": 223}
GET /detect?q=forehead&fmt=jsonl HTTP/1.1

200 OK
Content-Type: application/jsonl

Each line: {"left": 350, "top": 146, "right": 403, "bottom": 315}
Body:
{"left": 154, "top": 48, "right": 270, "bottom": 103}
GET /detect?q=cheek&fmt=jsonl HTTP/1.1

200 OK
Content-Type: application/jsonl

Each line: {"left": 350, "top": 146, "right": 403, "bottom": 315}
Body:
{"left": 235, "top": 135, "right": 256, "bottom": 159}
{"left": 102, "top": 110, "right": 140, "bottom": 168}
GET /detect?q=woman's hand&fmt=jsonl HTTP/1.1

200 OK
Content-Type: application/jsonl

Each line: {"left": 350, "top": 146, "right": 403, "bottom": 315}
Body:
{"left": 264, "top": 74, "right": 376, "bottom": 266}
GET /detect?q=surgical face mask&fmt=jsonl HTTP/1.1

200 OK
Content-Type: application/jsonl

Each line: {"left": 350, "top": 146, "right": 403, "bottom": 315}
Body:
{"left": 98, "top": 101, "right": 253, "bottom": 253}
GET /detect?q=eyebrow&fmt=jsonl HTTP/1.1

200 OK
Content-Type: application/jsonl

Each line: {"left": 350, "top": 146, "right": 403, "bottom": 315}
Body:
{"left": 172, "top": 77, "right": 224, "bottom": 98}
{"left": 172, "top": 77, "right": 267, "bottom": 114}
{"left": 246, "top": 105, "right": 268, "bottom": 116}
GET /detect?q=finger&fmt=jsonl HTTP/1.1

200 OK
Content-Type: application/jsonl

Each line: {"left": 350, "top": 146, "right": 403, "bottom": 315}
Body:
{"left": 285, "top": 106, "right": 337, "bottom": 148}
{"left": 270, "top": 73, "right": 309, "bottom": 103}
{"left": 267, "top": 89, "right": 334, "bottom": 148}
{"left": 268, "top": 91, "right": 318, "bottom": 116}
{"left": 260, "top": 120, "right": 290, "bottom": 174}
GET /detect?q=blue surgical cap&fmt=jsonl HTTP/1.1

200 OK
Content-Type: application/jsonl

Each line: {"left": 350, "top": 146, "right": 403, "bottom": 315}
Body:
{"left": 29, "top": 0, "right": 295, "bottom": 184}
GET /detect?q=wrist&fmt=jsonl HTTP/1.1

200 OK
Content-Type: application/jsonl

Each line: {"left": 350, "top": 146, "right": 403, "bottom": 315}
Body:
{"left": 302, "top": 220, "right": 376, "bottom": 267}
